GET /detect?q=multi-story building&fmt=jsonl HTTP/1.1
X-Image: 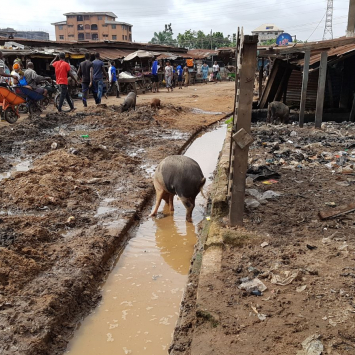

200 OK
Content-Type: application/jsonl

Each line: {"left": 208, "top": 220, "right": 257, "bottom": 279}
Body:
{"left": 0, "top": 28, "right": 49, "bottom": 40}
{"left": 52, "top": 12, "right": 133, "bottom": 42}
{"left": 252, "top": 24, "right": 284, "bottom": 45}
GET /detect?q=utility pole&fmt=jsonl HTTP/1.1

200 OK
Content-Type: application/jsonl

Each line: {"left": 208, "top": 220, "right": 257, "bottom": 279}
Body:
{"left": 347, "top": 0, "right": 355, "bottom": 37}
{"left": 323, "top": 0, "right": 334, "bottom": 40}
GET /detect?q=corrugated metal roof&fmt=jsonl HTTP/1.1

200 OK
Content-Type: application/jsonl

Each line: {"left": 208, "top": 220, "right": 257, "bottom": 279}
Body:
{"left": 187, "top": 49, "right": 218, "bottom": 59}
{"left": 92, "top": 48, "right": 134, "bottom": 60}
{"left": 295, "top": 43, "right": 355, "bottom": 67}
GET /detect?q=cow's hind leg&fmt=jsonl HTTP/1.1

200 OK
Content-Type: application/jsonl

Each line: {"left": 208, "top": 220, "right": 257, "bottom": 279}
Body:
{"left": 150, "top": 180, "right": 166, "bottom": 217}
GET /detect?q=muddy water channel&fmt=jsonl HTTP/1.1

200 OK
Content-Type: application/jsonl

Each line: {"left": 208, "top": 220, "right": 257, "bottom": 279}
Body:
{"left": 66, "top": 124, "right": 227, "bottom": 355}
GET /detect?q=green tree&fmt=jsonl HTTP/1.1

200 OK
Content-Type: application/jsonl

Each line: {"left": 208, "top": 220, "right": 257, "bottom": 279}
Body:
{"left": 149, "top": 25, "right": 176, "bottom": 46}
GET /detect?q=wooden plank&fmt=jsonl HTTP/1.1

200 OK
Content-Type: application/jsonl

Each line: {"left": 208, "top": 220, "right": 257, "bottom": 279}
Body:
{"left": 349, "top": 93, "right": 355, "bottom": 121}
{"left": 315, "top": 51, "right": 328, "bottom": 129}
{"left": 319, "top": 201, "right": 355, "bottom": 220}
{"left": 299, "top": 50, "right": 311, "bottom": 128}
{"left": 229, "top": 34, "right": 258, "bottom": 227}
{"left": 274, "top": 65, "right": 292, "bottom": 102}
{"left": 258, "top": 60, "right": 280, "bottom": 108}
{"left": 258, "top": 58, "right": 264, "bottom": 99}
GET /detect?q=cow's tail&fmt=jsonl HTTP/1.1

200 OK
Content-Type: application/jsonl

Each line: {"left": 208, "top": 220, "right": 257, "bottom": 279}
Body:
{"left": 200, "top": 177, "right": 206, "bottom": 198}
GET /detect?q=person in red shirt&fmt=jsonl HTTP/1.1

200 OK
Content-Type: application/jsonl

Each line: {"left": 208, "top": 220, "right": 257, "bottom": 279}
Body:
{"left": 50, "top": 52, "right": 78, "bottom": 112}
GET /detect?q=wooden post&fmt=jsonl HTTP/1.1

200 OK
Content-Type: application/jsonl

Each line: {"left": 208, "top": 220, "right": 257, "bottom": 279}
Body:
{"left": 299, "top": 50, "right": 311, "bottom": 128}
{"left": 229, "top": 34, "right": 258, "bottom": 227}
{"left": 349, "top": 93, "right": 355, "bottom": 121}
{"left": 258, "top": 58, "right": 264, "bottom": 99}
{"left": 346, "top": 0, "right": 355, "bottom": 37}
{"left": 315, "top": 51, "right": 328, "bottom": 129}
{"left": 227, "top": 28, "right": 240, "bottom": 195}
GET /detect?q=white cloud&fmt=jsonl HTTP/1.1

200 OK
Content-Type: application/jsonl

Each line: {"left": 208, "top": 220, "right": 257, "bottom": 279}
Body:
{"left": 0, "top": 0, "right": 349, "bottom": 43}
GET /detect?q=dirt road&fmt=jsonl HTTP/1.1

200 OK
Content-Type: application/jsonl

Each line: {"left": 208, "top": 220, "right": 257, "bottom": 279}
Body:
{"left": 0, "top": 82, "right": 234, "bottom": 355}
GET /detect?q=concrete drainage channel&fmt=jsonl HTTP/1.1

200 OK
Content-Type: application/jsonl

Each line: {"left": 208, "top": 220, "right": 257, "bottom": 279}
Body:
{"left": 65, "top": 124, "right": 227, "bottom": 354}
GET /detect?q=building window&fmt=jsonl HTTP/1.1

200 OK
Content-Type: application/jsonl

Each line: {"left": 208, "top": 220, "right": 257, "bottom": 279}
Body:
{"left": 68, "top": 35, "right": 74, "bottom": 38}
{"left": 129, "top": 34, "right": 132, "bottom": 41}
{"left": 111, "top": 24, "right": 116, "bottom": 29}
{"left": 58, "top": 25, "right": 63, "bottom": 30}
{"left": 91, "top": 24, "right": 98, "bottom": 30}
{"left": 125, "top": 35, "right": 127, "bottom": 40}
{"left": 77, "top": 15, "right": 83, "bottom": 21}
{"left": 85, "top": 33, "right": 91, "bottom": 40}
{"left": 122, "top": 35, "right": 124, "bottom": 40}
{"left": 78, "top": 33, "right": 84, "bottom": 41}
{"left": 85, "top": 24, "right": 90, "bottom": 30}
{"left": 68, "top": 25, "right": 73, "bottom": 28}
{"left": 103, "top": 34, "right": 108, "bottom": 38}
{"left": 84, "top": 15, "right": 90, "bottom": 20}
{"left": 98, "top": 16, "right": 102, "bottom": 20}
{"left": 112, "top": 35, "right": 117, "bottom": 40}
{"left": 78, "top": 24, "right": 84, "bottom": 31}
{"left": 129, "top": 27, "right": 132, "bottom": 32}
{"left": 59, "top": 35, "right": 64, "bottom": 40}
{"left": 92, "top": 33, "right": 98, "bottom": 40}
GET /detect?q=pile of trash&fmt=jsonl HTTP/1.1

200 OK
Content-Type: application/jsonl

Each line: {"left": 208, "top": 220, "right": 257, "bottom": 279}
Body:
{"left": 250, "top": 122, "right": 355, "bottom": 175}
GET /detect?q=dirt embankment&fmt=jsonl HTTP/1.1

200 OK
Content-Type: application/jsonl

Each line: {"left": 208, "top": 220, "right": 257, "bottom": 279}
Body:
{"left": 171, "top": 122, "right": 355, "bottom": 355}
{"left": 0, "top": 82, "right": 234, "bottom": 355}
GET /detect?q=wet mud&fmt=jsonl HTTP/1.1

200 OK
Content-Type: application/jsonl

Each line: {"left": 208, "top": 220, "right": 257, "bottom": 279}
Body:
{"left": 0, "top": 101, "right": 227, "bottom": 354}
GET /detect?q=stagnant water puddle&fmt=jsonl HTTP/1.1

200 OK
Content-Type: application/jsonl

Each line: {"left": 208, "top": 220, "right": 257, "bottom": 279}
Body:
{"left": 0, "top": 158, "right": 32, "bottom": 181}
{"left": 66, "top": 123, "right": 227, "bottom": 355}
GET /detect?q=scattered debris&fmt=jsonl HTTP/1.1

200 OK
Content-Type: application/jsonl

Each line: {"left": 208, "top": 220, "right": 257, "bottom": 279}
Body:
{"left": 271, "top": 270, "right": 299, "bottom": 286}
{"left": 296, "top": 334, "right": 323, "bottom": 355}
{"left": 319, "top": 201, "right": 355, "bottom": 220}
{"left": 239, "top": 278, "right": 267, "bottom": 293}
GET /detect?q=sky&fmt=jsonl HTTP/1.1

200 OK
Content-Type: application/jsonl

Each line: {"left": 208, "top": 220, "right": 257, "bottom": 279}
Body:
{"left": 0, "top": 0, "right": 350, "bottom": 44}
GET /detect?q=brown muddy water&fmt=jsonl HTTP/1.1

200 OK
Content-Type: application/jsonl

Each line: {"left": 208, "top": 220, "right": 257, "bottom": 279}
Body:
{"left": 66, "top": 123, "right": 227, "bottom": 355}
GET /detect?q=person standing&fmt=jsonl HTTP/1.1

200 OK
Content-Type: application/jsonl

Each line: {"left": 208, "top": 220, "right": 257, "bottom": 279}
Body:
{"left": 10, "top": 63, "right": 21, "bottom": 86}
{"left": 176, "top": 64, "right": 183, "bottom": 89}
{"left": 77, "top": 53, "right": 93, "bottom": 107}
{"left": 92, "top": 52, "right": 108, "bottom": 105}
{"left": 164, "top": 61, "right": 173, "bottom": 92}
{"left": 212, "top": 61, "right": 220, "bottom": 83}
{"left": 201, "top": 62, "right": 209, "bottom": 84}
{"left": 151, "top": 59, "right": 160, "bottom": 93}
{"left": 107, "top": 61, "right": 120, "bottom": 98}
{"left": 50, "top": 52, "right": 77, "bottom": 112}
{"left": 0, "top": 51, "right": 19, "bottom": 86}
{"left": 183, "top": 65, "right": 189, "bottom": 87}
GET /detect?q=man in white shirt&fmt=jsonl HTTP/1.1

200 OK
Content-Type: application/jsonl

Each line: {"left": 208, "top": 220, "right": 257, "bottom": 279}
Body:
{"left": 212, "top": 61, "right": 220, "bottom": 83}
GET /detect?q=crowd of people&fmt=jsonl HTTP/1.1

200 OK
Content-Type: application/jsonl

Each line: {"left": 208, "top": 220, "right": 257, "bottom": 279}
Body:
{"left": 152, "top": 59, "right": 220, "bottom": 93}
{"left": 1, "top": 49, "right": 222, "bottom": 115}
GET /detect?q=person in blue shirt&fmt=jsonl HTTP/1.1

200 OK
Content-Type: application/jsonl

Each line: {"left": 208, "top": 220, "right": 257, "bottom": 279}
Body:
{"left": 108, "top": 61, "right": 120, "bottom": 98}
{"left": 151, "top": 59, "right": 160, "bottom": 93}
{"left": 201, "top": 62, "right": 209, "bottom": 84}
{"left": 176, "top": 65, "right": 183, "bottom": 89}
{"left": 92, "top": 52, "right": 108, "bottom": 105}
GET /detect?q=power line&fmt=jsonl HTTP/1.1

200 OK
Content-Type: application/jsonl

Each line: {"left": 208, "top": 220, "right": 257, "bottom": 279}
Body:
{"left": 306, "top": 11, "right": 327, "bottom": 41}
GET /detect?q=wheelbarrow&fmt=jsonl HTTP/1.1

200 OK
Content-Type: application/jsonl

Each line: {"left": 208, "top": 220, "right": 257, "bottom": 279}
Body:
{"left": 13, "top": 86, "right": 45, "bottom": 116}
{"left": 0, "top": 86, "right": 25, "bottom": 124}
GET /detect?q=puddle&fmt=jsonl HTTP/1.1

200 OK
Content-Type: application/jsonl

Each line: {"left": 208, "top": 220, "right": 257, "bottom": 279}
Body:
{"left": 140, "top": 164, "right": 157, "bottom": 177}
{"left": 0, "top": 159, "right": 32, "bottom": 181}
{"left": 66, "top": 124, "right": 227, "bottom": 355}
{"left": 191, "top": 108, "right": 223, "bottom": 115}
